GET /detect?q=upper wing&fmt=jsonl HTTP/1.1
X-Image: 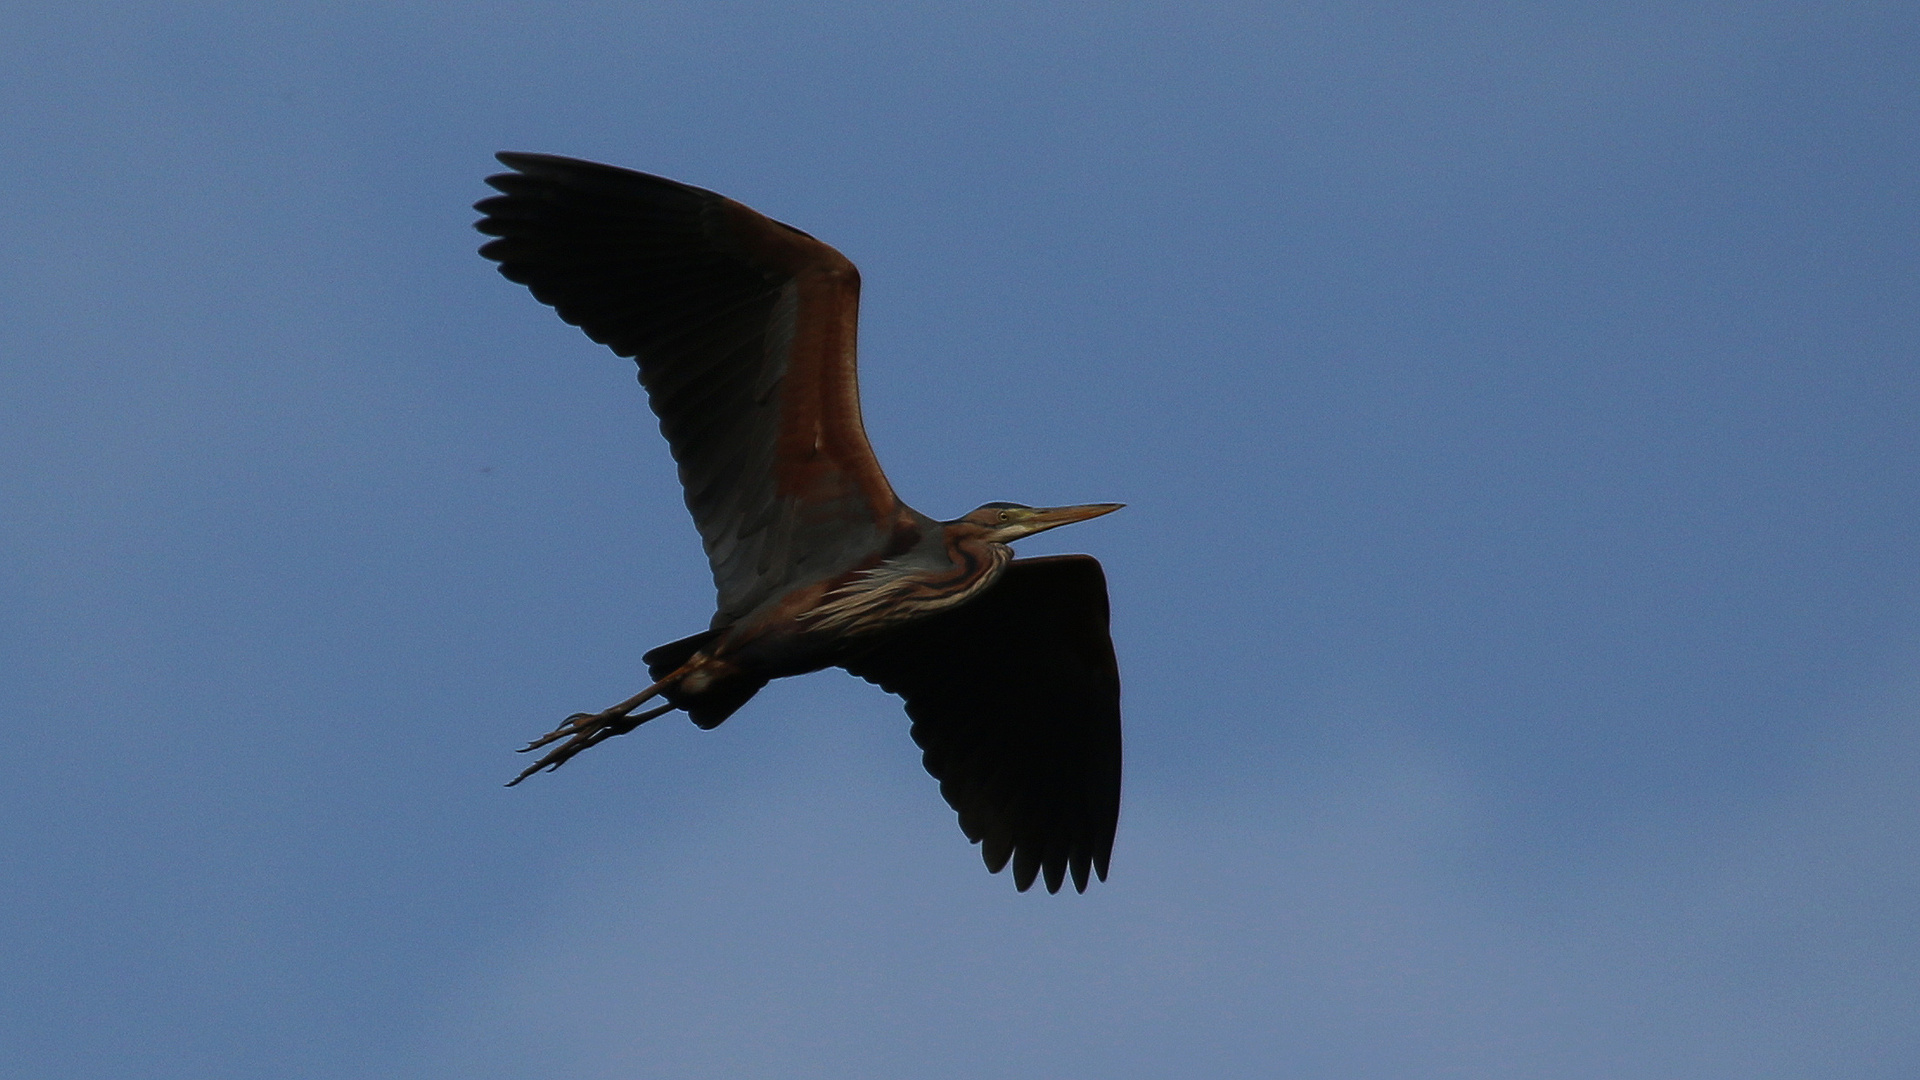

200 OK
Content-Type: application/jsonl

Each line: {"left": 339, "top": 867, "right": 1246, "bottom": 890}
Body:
{"left": 841, "top": 555, "right": 1123, "bottom": 893}
{"left": 475, "top": 153, "right": 903, "bottom": 624}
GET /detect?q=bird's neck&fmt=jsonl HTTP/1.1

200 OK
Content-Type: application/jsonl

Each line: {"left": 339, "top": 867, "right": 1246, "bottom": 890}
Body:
{"left": 802, "top": 530, "right": 1010, "bottom": 636}
{"left": 942, "top": 531, "right": 1014, "bottom": 602}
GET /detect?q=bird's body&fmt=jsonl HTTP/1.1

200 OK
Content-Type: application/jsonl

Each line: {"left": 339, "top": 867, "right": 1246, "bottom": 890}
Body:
{"left": 476, "top": 153, "right": 1123, "bottom": 893}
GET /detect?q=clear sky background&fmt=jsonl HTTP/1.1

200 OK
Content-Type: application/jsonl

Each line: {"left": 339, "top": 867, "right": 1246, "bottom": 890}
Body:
{"left": 5, "top": 3, "right": 1917, "bottom": 1077}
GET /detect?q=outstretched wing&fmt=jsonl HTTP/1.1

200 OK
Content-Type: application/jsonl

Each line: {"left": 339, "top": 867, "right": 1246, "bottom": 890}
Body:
{"left": 475, "top": 153, "right": 903, "bottom": 624}
{"left": 841, "top": 555, "right": 1122, "bottom": 893}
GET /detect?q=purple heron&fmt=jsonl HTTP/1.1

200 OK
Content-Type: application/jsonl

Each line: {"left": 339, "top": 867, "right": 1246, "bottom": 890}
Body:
{"left": 475, "top": 153, "right": 1123, "bottom": 893}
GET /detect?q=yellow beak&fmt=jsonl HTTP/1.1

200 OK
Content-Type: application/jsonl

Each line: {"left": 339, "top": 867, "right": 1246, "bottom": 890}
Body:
{"left": 1013, "top": 502, "right": 1125, "bottom": 537}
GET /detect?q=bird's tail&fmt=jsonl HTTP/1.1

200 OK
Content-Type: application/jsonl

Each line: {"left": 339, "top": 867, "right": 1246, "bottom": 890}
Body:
{"left": 642, "top": 629, "right": 722, "bottom": 680}
{"left": 643, "top": 629, "right": 766, "bottom": 729}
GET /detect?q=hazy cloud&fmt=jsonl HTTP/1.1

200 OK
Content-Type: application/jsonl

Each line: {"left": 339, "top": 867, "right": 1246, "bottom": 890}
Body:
{"left": 418, "top": 671, "right": 1920, "bottom": 1079}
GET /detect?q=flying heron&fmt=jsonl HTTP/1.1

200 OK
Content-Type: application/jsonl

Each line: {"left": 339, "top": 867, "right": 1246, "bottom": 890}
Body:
{"left": 474, "top": 153, "right": 1124, "bottom": 893}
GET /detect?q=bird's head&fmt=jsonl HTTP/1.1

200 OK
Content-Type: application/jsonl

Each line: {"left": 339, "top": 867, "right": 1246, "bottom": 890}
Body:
{"left": 950, "top": 501, "right": 1125, "bottom": 544}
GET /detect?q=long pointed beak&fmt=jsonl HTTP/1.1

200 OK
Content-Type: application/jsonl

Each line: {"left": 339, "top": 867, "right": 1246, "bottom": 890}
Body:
{"left": 1018, "top": 502, "right": 1125, "bottom": 536}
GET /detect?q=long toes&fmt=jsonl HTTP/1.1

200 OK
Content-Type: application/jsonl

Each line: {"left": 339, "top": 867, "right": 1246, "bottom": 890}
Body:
{"left": 505, "top": 701, "right": 679, "bottom": 786}
{"left": 519, "top": 712, "right": 598, "bottom": 753}
{"left": 506, "top": 729, "right": 602, "bottom": 785}
{"left": 505, "top": 715, "right": 620, "bottom": 785}
{"left": 506, "top": 746, "right": 569, "bottom": 786}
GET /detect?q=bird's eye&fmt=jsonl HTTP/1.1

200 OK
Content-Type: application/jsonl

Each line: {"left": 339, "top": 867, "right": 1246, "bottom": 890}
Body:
{"left": 997, "top": 509, "right": 1012, "bottom": 522}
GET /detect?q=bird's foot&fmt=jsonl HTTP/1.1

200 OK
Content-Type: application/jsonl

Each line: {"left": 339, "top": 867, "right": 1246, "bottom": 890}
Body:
{"left": 506, "top": 682, "right": 678, "bottom": 786}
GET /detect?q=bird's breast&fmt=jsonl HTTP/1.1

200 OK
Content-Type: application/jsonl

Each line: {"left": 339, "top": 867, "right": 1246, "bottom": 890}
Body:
{"left": 801, "top": 539, "right": 1011, "bottom": 638}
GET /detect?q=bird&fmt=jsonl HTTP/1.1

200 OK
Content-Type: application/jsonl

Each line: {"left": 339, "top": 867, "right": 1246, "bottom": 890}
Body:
{"left": 474, "top": 153, "right": 1124, "bottom": 893}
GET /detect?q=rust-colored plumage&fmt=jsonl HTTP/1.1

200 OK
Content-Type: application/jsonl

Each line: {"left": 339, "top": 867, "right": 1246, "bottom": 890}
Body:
{"left": 475, "top": 153, "right": 1123, "bottom": 893}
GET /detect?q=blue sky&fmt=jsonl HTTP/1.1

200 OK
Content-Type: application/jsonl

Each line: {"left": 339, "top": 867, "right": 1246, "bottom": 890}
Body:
{"left": 4, "top": 3, "right": 1916, "bottom": 1077}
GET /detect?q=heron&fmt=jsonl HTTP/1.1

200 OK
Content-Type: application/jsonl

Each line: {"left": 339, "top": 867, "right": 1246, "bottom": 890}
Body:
{"left": 474, "top": 153, "right": 1124, "bottom": 893}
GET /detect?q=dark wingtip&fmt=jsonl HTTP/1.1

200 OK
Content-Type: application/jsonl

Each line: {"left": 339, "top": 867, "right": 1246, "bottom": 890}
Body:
{"left": 494, "top": 150, "right": 558, "bottom": 171}
{"left": 1042, "top": 854, "right": 1067, "bottom": 894}
{"left": 983, "top": 837, "right": 1013, "bottom": 875}
{"left": 1070, "top": 851, "right": 1092, "bottom": 893}
{"left": 1012, "top": 848, "right": 1041, "bottom": 892}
